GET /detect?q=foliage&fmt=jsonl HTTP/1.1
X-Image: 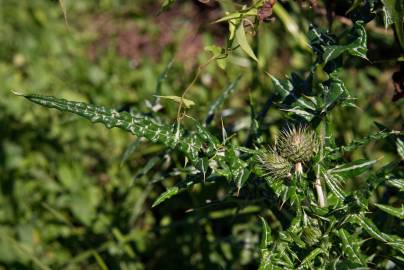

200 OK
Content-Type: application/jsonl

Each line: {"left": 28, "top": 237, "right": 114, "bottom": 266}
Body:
{"left": 2, "top": 0, "right": 404, "bottom": 269}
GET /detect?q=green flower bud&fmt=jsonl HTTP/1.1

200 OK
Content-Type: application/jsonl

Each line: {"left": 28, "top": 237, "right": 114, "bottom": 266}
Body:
{"left": 257, "top": 148, "right": 292, "bottom": 179}
{"left": 302, "top": 226, "right": 322, "bottom": 246}
{"left": 276, "top": 125, "right": 318, "bottom": 164}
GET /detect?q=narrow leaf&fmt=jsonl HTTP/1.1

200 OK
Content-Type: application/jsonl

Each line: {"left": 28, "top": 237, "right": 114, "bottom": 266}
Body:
{"left": 152, "top": 187, "right": 179, "bottom": 208}
{"left": 259, "top": 216, "right": 272, "bottom": 250}
{"left": 205, "top": 76, "right": 241, "bottom": 126}
{"left": 329, "top": 159, "right": 378, "bottom": 178}
{"left": 321, "top": 169, "right": 346, "bottom": 201}
{"left": 154, "top": 95, "right": 195, "bottom": 108}
{"left": 331, "top": 130, "right": 403, "bottom": 154}
{"left": 387, "top": 178, "right": 404, "bottom": 191}
{"left": 235, "top": 23, "right": 258, "bottom": 62}
{"left": 396, "top": 138, "right": 404, "bottom": 160}
{"left": 336, "top": 229, "right": 366, "bottom": 265}
{"left": 17, "top": 93, "right": 205, "bottom": 161}
{"left": 375, "top": 203, "right": 404, "bottom": 219}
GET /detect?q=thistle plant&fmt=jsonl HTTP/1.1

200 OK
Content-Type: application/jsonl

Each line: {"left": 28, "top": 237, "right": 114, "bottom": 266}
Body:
{"left": 13, "top": 0, "right": 404, "bottom": 269}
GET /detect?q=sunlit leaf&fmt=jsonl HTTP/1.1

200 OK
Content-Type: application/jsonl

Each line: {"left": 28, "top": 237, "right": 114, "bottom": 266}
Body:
{"left": 235, "top": 23, "right": 258, "bottom": 62}
{"left": 154, "top": 95, "right": 195, "bottom": 108}
{"left": 375, "top": 203, "right": 404, "bottom": 219}
{"left": 152, "top": 187, "right": 179, "bottom": 208}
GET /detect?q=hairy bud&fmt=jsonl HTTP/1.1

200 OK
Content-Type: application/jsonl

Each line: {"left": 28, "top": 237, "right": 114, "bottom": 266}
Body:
{"left": 276, "top": 125, "right": 318, "bottom": 164}
{"left": 257, "top": 148, "right": 292, "bottom": 179}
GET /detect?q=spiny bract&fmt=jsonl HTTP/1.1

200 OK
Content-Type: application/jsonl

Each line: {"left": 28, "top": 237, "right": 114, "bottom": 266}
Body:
{"left": 276, "top": 125, "right": 318, "bottom": 163}
{"left": 257, "top": 148, "right": 292, "bottom": 179}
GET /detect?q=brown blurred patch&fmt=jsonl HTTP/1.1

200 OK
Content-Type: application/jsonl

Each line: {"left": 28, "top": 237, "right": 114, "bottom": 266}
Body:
{"left": 88, "top": 2, "right": 224, "bottom": 70}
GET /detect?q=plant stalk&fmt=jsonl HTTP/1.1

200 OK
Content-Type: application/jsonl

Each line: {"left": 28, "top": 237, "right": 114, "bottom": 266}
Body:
{"left": 315, "top": 178, "right": 326, "bottom": 207}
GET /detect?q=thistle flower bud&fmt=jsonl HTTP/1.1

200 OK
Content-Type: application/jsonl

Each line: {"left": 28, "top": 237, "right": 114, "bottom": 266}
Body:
{"left": 276, "top": 125, "right": 318, "bottom": 164}
{"left": 257, "top": 148, "right": 292, "bottom": 179}
{"left": 302, "top": 226, "right": 322, "bottom": 246}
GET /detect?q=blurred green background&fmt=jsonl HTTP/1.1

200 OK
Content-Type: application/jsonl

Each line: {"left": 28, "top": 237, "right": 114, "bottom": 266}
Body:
{"left": 0, "top": 0, "right": 402, "bottom": 269}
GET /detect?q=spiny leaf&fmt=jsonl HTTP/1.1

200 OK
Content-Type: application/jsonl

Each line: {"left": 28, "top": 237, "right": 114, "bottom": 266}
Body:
{"left": 321, "top": 169, "right": 346, "bottom": 201}
{"left": 17, "top": 93, "right": 204, "bottom": 161}
{"left": 336, "top": 229, "right": 366, "bottom": 265}
{"left": 258, "top": 216, "right": 273, "bottom": 270}
{"left": 235, "top": 23, "right": 258, "bottom": 62}
{"left": 329, "top": 159, "right": 378, "bottom": 178}
{"left": 298, "top": 248, "right": 324, "bottom": 269}
{"left": 323, "top": 22, "right": 367, "bottom": 63}
{"left": 350, "top": 214, "right": 404, "bottom": 253}
{"left": 375, "top": 203, "right": 404, "bottom": 219}
{"left": 331, "top": 130, "right": 403, "bottom": 154}
{"left": 152, "top": 186, "right": 179, "bottom": 208}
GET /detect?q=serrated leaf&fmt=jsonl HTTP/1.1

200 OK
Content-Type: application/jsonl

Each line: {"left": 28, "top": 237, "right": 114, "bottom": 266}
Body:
{"left": 17, "top": 93, "right": 204, "bottom": 161}
{"left": 351, "top": 214, "right": 404, "bottom": 253}
{"left": 336, "top": 229, "right": 367, "bottom": 265}
{"left": 375, "top": 203, "right": 404, "bottom": 219}
{"left": 331, "top": 130, "right": 403, "bottom": 154}
{"left": 298, "top": 248, "right": 324, "bottom": 269}
{"left": 235, "top": 23, "right": 258, "bottom": 62}
{"left": 329, "top": 159, "right": 378, "bottom": 178}
{"left": 321, "top": 169, "right": 346, "bottom": 201}
{"left": 154, "top": 95, "right": 195, "bottom": 109}
{"left": 323, "top": 22, "right": 367, "bottom": 63}
{"left": 152, "top": 186, "right": 179, "bottom": 208}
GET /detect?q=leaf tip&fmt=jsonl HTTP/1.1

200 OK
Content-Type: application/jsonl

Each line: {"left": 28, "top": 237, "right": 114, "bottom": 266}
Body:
{"left": 11, "top": 90, "right": 26, "bottom": 96}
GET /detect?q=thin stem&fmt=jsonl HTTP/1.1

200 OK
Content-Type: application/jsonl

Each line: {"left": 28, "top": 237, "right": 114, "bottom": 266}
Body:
{"left": 315, "top": 178, "right": 326, "bottom": 207}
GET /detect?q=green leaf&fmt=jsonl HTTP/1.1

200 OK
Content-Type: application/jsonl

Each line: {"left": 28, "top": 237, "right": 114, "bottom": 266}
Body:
{"left": 121, "top": 139, "right": 141, "bottom": 166}
{"left": 152, "top": 186, "right": 179, "bottom": 208}
{"left": 351, "top": 214, "right": 404, "bottom": 253}
{"left": 298, "top": 248, "right": 324, "bottom": 269}
{"left": 375, "top": 203, "right": 404, "bottom": 219}
{"left": 323, "top": 22, "right": 367, "bottom": 63}
{"left": 258, "top": 217, "right": 273, "bottom": 270}
{"left": 17, "top": 93, "right": 205, "bottom": 161}
{"left": 383, "top": 0, "right": 404, "bottom": 50}
{"left": 159, "top": 0, "right": 176, "bottom": 13}
{"left": 213, "top": 9, "right": 258, "bottom": 24}
{"left": 272, "top": 3, "right": 310, "bottom": 51}
{"left": 235, "top": 23, "right": 258, "bottom": 62}
{"left": 205, "top": 76, "right": 241, "bottom": 125}
{"left": 205, "top": 45, "right": 227, "bottom": 70}
{"left": 259, "top": 216, "right": 272, "bottom": 250}
{"left": 331, "top": 130, "right": 403, "bottom": 154}
{"left": 329, "top": 159, "right": 378, "bottom": 178}
{"left": 336, "top": 229, "right": 367, "bottom": 265}
{"left": 154, "top": 95, "right": 195, "bottom": 109}
{"left": 321, "top": 169, "right": 346, "bottom": 201}
{"left": 396, "top": 138, "right": 404, "bottom": 160}
{"left": 387, "top": 178, "right": 404, "bottom": 191}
